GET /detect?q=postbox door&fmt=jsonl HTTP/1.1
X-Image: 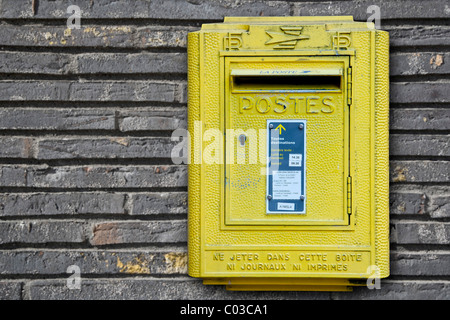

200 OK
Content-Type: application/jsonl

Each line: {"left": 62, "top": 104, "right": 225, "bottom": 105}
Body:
{"left": 224, "top": 56, "right": 351, "bottom": 228}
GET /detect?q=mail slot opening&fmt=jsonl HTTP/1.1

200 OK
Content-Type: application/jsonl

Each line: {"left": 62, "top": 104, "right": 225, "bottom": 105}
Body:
{"left": 232, "top": 74, "right": 342, "bottom": 92}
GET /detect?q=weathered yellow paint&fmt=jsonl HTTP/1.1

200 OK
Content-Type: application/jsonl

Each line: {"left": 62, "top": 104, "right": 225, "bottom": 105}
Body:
{"left": 187, "top": 16, "right": 390, "bottom": 291}
{"left": 164, "top": 253, "right": 188, "bottom": 274}
{"left": 83, "top": 27, "right": 101, "bottom": 36}
{"left": 116, "top": 256, "right": 151, "bottom": 274}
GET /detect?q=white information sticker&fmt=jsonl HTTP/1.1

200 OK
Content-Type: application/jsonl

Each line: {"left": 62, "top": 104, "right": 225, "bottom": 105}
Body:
{"left": 272, "top": 171, "right": 302, "bottom": 200}
{"left": 289, "top": 154, "right": 302, "bottom": 167}
{"left": 277, "top": 202, "right": 295, "bottom": 211}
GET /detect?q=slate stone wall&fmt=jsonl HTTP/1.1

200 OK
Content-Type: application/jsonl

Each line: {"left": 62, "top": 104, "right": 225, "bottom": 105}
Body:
{"left": 0, "top": 0, "right": 448, "bottom": 300}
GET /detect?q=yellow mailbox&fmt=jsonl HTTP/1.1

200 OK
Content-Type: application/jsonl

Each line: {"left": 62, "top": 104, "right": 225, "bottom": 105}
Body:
{"left": 187, "top": 16, "right": 389, "bottom": 291}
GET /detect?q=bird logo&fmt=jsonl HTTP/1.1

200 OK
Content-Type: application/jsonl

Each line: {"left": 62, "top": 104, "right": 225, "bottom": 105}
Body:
{"left": 265, "top": 26, "right": 309, "bottom": 49}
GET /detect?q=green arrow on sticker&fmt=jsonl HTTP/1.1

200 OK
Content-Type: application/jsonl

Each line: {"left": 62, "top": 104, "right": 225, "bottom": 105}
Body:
{"left": 275, "top": 124, "right": 286, "bottom": 135}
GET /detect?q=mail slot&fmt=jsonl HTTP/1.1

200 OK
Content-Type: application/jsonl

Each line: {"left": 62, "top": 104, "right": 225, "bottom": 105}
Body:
{"left": 187, "top": 16, "right": 389, "bottom": 291}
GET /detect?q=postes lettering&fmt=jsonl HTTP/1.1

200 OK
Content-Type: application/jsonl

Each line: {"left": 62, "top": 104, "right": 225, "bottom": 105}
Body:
{"left": 239, "top": 95, "right": 336, "bottom": 114}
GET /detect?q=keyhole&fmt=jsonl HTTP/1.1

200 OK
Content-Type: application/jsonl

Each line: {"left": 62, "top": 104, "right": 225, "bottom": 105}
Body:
{"left": 239, "top": 134, "right": 247, "bottom": 146}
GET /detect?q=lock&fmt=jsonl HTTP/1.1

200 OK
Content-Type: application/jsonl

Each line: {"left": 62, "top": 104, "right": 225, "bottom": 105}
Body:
{"left": 238, "top": 134, "right": 246, "bottom": 146}
{"left": 187, "top": 16, "right": 389, "bottom": 291}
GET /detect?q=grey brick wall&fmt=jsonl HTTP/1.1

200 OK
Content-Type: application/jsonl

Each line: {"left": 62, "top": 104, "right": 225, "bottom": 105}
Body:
{"left": 0, "top": 0, "right": 449, "bottom": 300}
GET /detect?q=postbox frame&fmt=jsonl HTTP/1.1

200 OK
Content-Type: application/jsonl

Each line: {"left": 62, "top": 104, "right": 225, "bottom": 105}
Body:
{"left": 187, "top": 16, "right": 389, "bottom": 291}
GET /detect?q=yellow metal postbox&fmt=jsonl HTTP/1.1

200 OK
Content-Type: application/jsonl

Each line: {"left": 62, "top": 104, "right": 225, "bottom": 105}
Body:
{"left": 187, "top": 16, "right": 389, "bottom": 291}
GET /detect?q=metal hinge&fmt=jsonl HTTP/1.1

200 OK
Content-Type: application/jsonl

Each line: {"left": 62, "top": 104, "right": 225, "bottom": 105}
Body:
{"left": 347, "top": 67, "right": 352, "bottom": 106}
{"left": 347, "top": 176, "right": 352, "bottom": 216}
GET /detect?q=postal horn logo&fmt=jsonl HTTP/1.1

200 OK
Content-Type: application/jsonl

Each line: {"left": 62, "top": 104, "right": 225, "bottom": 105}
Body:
{"left": 265, "top": 26, "right": 309, "bottom": 49}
